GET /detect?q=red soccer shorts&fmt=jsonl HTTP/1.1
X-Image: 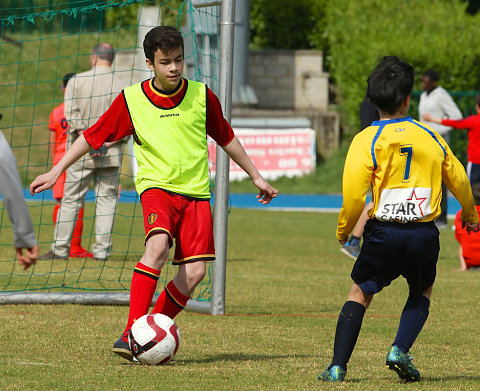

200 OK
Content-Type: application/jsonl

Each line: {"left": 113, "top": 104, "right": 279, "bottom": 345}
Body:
{"left": 141, "top": 188, "right": 215, "bottom": 265}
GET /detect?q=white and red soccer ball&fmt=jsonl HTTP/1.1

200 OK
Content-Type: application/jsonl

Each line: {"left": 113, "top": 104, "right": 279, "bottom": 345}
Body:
{"left": 128, "top": 313, "right": 181, "bottom": 365}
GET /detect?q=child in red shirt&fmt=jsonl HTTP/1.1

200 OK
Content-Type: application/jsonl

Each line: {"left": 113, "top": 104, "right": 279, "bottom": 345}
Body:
{"left": 48, "top": 73, "right": 92, "bottom": 258}
{"left": 455, "top": 183, "right": 480, "bottom": 270}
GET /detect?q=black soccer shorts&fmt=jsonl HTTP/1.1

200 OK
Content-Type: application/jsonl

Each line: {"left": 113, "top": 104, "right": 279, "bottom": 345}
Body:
{"left": 351, "top": 219, "right": 439, "bottom": 297}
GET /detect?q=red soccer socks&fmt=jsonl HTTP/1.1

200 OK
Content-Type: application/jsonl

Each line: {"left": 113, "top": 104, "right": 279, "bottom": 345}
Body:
{"left": 152, "top": 280, "right": 190, "bottom": 319}
{"left": 124, "top": 262, "right": 161, "bottom": 334}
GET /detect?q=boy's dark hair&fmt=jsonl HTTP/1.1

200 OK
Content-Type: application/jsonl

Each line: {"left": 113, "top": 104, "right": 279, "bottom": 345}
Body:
{"left": 92, "top": 43, "right": 115, "bottom": 64}
{"left": 475, "top": 93, "right": 480, "bottom": 107}
{"left": 62, "top": 73, "right": 75, "bottom": 88}
{"left": 143, "top": 26, "right": 184, "bottom": 63}
{"left": 367, "top": 56, "right": 414, "bottom": 115}
{"left": 422, "top": 69, "right": 439, "bottom": 82}
{"left": 473, "top": 183, "right": 480, "bottom": 205}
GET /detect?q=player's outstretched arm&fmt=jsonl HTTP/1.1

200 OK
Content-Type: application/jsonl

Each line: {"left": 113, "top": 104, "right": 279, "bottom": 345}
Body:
{"left": 221, "top": 136, "right": 278, "bottom": 204}
{"left": 30, "top": 134, "right": 91, "bottom": 195}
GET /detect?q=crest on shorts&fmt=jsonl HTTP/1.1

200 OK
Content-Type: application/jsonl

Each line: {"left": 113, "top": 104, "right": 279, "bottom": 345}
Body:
{"left": 148, "top": 213, "right": 157, "bottom": 225}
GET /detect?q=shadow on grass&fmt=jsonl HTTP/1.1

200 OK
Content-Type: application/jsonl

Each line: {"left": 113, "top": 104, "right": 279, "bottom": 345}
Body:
{"left": 177, "top": 352, "right": 315, "bottom": 364}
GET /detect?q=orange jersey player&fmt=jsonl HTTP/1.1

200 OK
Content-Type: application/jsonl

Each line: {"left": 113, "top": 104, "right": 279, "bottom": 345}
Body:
{"left": 47, "top": 73, "right": 92, "bottom": 259}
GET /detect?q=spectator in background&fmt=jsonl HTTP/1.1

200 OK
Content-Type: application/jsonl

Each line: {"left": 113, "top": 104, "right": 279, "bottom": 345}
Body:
{"left": 0, "top": 128, "right": 38, "bottom": 269}
{"left": 359, "top": 94, "right": 380, "bottom": 130}
{"left": 48, "top": 73, "right": 92, "bottom": 258}
{"left": 341, "top": 95, "right": 379, "bottom": 259}
{"left": 455, "top": 183, "right": 480, "bottom": 271}
{"left": 419, "top": 69, "right": 462, "bottom": 228}
{"left": 423, "top": 93, "right": 480, "bottom": 187}
{"left": 40, "top": 43, "right": 126, "bottom": 261}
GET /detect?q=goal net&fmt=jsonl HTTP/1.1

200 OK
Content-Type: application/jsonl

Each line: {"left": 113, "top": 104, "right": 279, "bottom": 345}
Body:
{"left": 0, "top": 0, "right": 223, "bottom": 311}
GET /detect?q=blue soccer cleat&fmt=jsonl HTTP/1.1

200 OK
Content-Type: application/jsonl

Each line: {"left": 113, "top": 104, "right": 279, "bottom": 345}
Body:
{"left": 318, "top": 365, "right": 347, "bottom": 382}
{"left": 386, "top": 345, "right": 421, "bottom": 382}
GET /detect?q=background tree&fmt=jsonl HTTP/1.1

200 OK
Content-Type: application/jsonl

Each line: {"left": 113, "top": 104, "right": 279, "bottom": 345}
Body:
{"left": 250, "top": 0, "right": 327, "bottom": 51}
{"left": 318, "top": 0, "right": 480, "bottom": 133}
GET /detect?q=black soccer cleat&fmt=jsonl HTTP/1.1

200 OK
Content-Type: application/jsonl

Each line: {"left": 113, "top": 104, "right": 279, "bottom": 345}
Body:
{"left": 112, "top": 334, "right": 133, "bottom": 362}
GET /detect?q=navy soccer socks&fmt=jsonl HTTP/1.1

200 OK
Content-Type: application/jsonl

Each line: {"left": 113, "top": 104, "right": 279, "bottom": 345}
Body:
{"left": 329, "top": 300, "right": 366, "bottom": 370}
{"left": 392, "top": 295, "right": 430, "bottom": 353}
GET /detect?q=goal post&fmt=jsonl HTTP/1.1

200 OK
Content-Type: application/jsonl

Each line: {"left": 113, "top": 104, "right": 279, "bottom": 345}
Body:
{"left": 0, "top": 0, "right": 233, "bottom": 313}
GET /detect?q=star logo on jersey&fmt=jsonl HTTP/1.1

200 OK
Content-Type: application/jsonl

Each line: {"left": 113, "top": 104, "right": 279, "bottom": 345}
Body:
{"left": 148, "top": 213, "right": 157, "bottom": 225}
{"left": 377, "top": 187, "right": 432, "bottom": 223}
{"left": 406, "top": 189, "right": 427, "bottom": 217}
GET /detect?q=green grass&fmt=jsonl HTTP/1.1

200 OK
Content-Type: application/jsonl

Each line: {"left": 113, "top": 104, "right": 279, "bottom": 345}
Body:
{"left": 1, "top": 208, "right": 479, "bottom": 390}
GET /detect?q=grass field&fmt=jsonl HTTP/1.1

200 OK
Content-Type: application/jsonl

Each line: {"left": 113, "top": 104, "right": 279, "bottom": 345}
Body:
{"left": 1, "top": 208, "right": 479, "bottom": 390}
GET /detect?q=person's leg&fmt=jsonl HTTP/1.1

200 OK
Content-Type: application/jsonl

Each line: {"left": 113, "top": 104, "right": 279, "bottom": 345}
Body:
{"left": 69, "top": 205, "right": 93, "bottom": 257}
{"left": 392, "top": 286, "right": 431, "bottom": 354}
{"left": 92, "top": 167, "right": 120, "bottom": 260}
{"left": 330, "top": 284, "right": 373, "bottom": 368}
{"left": 458, "top": 245, "right": 468, "bottom": 271}
{"left": 319, "top": 284, "right": 373, "bottom": 381}
{"left": 124, "top": 233, "right": 170, "bottom": 333}
{"left": 113, "top": 233, "right": 170, "bottom": 361}
{"left": 152, "top": 261, "right": 206, "bottom": 318}
{"left": 49, "top": 164, "right": 91, "bottom": 258}
{"left": 152, "top": 197, "right": 213, "bottom": 318}
{"left": 436, "top": 182, "right": 448, "bottom": 227}
{"left": 341, "top": 202, "right": 373, "bottom": 259}
{"left": 468, "top": 162, "right": 480, "bottom": 186}
{"left": 386, "top": 286, "right": 431, "bottom": 382}
{"left": 52, "top": 200, "right": 61, "bottom": 225}
{"left": 352, "top": 202, "right": 372, "bottom": 239}
{"left": 113, "top": 189, "right": 179, "bottom": 361}
{"left": 387, "top": 222, "right": 438, "bottom": 382}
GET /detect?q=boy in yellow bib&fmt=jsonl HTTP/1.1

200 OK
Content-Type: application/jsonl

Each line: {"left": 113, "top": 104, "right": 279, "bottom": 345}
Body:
{"left": 30, "top": 26, "right": 278, "bottom": 361}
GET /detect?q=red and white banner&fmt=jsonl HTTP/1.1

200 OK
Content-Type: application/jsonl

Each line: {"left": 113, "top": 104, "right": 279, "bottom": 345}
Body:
{"left": 208, "top": 128, "right": 316, "bottom": 180}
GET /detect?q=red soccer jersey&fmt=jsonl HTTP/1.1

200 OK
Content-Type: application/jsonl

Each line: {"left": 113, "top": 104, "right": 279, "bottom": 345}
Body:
{"left": 442, "top": 115, "right": 480, "bottom": 164}
{"left": 83, "top": 78, "right": 234, "bottom": 150}
{"left": 49, "top": 102, "right": 69, "bottom": 165}
{"left": 455, "top": 205, "right": 480, "bottom": 268}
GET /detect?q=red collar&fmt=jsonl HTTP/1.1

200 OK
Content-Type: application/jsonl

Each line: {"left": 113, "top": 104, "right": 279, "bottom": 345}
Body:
{"left": 141, "top": 78, "right": 188, "bottom": 109}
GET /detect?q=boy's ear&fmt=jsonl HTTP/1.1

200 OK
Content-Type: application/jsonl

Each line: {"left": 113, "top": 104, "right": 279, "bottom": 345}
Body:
{"left": 404, "top": 94, "right": 411, "bottom": 108}
{"left": 146, "top": 58, "right": 154, "bottom": 71}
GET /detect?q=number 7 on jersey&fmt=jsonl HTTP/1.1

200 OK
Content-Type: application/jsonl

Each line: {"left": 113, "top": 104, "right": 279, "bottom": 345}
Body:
{"left": 400, "top": 145, "right": 413, "bottom": 182}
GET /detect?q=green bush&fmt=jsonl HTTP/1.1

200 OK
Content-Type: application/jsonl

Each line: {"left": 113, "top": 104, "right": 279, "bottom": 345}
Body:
{"left": 320, "top": 0, "right": 480, "bottom": 133}
{"left": 250, "top": 0, "right": 327, "bottom": 50}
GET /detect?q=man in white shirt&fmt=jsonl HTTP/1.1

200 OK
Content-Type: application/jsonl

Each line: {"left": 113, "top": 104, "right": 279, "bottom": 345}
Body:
{"left": 418, "top": 69, "right": 462, "bottom": 228}
{"left": 40, "top": 43, "right": 126, "bottom": 261}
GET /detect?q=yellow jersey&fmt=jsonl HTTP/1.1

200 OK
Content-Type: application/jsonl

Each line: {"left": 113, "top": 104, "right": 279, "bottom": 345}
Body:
{"left": 123, "top": 80, "right": 210, "bottom": 199}
{"left": 337, "top": 116, "right": 478, "bottom": 242}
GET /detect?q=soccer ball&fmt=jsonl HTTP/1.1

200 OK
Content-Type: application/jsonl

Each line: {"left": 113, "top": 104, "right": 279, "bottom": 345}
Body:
{"left": 128, "top": 313, "right": 181, "bottom": 365}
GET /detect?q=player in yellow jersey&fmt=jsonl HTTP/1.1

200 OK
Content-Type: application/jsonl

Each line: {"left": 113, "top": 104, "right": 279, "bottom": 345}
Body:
{"left": 318, "top": 56, "right": 479, "bottom": 383}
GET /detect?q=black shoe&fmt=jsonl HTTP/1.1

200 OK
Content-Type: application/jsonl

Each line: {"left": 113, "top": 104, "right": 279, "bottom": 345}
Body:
{"left": 113, "top": 334, "right": 133, "bottom": 361}
{"left": 38, "top": 250, "right": 68, "bottom": 260}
